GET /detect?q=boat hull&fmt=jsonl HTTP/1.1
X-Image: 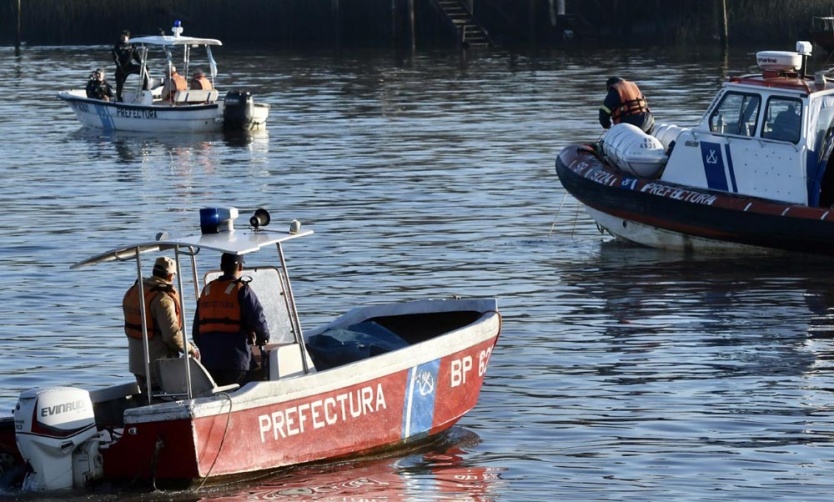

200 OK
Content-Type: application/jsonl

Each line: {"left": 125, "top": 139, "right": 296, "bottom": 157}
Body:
{"left": 58, "top": 92, "right": 268, "bottom": 133}
{"left": 555, "top": 143, "right": 834, "bottom": 255}
{"left": 5, "top": 298, "right": 500, "bottom": 489}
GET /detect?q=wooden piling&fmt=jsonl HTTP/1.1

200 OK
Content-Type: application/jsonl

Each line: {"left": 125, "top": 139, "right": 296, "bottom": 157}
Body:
{"left": 408, "top": 0, "right": 415, "bottom": 53}
{"left": 331, "top": 0, "right": 340, "bottom": 50}
{"left": 15, "top": 0, "right": 22, "bottom": 52}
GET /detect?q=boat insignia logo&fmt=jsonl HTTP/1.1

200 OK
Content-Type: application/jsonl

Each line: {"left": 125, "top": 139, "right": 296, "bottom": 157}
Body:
{"left": 705, "top": 148, "right": 719, "bottom": 165}
{"left": 416, "top": 370, "right": 435, "bottom": 396}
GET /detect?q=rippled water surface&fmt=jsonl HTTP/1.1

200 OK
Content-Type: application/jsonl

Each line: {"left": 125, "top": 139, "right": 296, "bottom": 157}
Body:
{"left": 3, "top": 43, "right": 834, "bottom": 500}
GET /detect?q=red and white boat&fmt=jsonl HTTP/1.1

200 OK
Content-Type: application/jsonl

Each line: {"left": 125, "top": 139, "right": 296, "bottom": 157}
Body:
{"left": 0, "top": 207, "right": 501, "bottom": 492}
{"left": 556, "top": 41, "right": 834, "bottom": 255}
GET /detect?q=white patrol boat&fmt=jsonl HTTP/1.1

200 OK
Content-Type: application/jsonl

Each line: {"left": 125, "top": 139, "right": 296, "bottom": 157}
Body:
{"left": 58, "top": 21, "right": 269, "bottom": 133}
{"left": 0, "top": 207, "right": 500, "bottom": 492}
{"left": 556, "top": 41, "right": 834, "bottom": 255}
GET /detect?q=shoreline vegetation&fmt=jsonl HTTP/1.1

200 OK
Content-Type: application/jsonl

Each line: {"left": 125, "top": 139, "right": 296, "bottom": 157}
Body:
{"left": 2, "top": 0, "right": 834, "bottom": 49}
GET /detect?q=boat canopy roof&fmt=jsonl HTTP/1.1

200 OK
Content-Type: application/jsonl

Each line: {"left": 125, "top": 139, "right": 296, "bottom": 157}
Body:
{"left": 128, "top": 35, "right": 222, "bottom": 47}
{"left": 72, "top": 210, "right": 312, "bottom": 269}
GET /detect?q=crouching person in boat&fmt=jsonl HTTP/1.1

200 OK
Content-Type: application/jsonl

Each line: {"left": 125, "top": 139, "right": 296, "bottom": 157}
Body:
{"left": 193, "top": 253, "right": 271, "bottom": 386}
{"left": 599, "top": 76, "right": 655, "bottom": 134}
{"left": 122, "top": 256, "right": 200, "bottom": 399}
{"left": 85, "top": 68, "right": 114, "bottom": 101}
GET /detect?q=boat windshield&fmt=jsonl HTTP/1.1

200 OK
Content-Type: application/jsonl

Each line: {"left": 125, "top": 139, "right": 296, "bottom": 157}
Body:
{"left": 708, "top": 92, "right": 761, "bottom": 136}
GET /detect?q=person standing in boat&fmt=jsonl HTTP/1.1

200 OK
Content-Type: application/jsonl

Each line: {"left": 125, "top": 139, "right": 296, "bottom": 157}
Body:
{"left": 122, "top": 257, "right": 200, "bottom": 396}
{"left": 161, "top": 64, "right": 188, "bottom": 102}
{"left": 111, "top": 29, "right": 142, "bottom": 102}
{"left": 193, "top": 253, "right": 271, "bottom": 386}
{"left": 190, "top": 69, "right": 213, "bottom": 90}
{"left": 599, "top": 76, "right": 655, "bottom": 134}
{"left": 85, "top": 68, "right": 114, "bottom": 101}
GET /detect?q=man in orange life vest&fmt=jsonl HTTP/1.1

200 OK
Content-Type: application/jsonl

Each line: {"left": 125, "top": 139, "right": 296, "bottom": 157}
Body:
{"left": 161, "top": 64, "right": 188, "bottom": 102}
{"left": 599, "top": 76, "right": 655, "bottom": 134}
{"left": 193, "top": 253, "right": 271, "bottom": 386}
{"left": 190, "top": 68, "right": 213, "bottom": 90}
{"left": 122, "top": 256, "right": 199, "bottom": 393}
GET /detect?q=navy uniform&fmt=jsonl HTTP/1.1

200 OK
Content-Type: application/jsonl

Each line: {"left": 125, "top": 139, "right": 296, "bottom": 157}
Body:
{"left": 111, "top": 29, "right": 142, "bottom": 101}
{"left": 193, "top": 253, "right": 271, "bottom": 386}
{"left": 85, "top": 69, "right": 114, "bottom": 101}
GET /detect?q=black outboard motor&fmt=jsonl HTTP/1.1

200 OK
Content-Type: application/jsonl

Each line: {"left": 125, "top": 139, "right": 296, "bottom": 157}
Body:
{"left": 223, "top": 90, "right": 254, "bottom": 131}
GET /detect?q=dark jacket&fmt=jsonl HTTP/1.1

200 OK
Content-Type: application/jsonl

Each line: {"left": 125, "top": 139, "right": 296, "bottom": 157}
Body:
{"left": 112, "top": 41, "right": 141, "bottom": 74}
{"left": 193, "top": 275, "right": 270, "bottom": 372}
{"left": 85, "top": 79, "right": 114, "bottom": 100}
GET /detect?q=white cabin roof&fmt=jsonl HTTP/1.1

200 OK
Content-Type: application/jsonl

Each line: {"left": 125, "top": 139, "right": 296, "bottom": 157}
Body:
{"left": 128, "top": 35, "right": 222, "bottom": 47}
{"left": 72, "top": 228, "right": 313, "bottom": 269}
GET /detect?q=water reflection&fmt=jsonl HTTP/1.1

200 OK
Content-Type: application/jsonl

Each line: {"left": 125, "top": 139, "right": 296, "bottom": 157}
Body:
{"left": 69, "top": 128, "right": 269, "bottom": 165}
{"left": 6, "top": 43, "right": 834, "bottom": 499}
{"left": 199, "top": 428, "right": 504, "bottom": 501}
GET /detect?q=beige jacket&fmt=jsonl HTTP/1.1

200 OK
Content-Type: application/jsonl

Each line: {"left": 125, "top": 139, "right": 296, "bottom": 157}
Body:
{"left": 126, "top": 276, "right": 194, "bottom": 386}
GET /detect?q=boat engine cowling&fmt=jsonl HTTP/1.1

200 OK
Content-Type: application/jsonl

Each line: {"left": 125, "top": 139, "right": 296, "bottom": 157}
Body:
{"left": 223, "top": 90, "right": 254, "bottom": 131}
{"left": 14, "top": 387, "right": 100, "bottom": 491}
{"left": 601, "top": 123, "right": 668, "bottom": 177}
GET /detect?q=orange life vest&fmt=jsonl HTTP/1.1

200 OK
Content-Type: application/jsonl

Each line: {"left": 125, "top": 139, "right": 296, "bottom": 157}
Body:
{"left": 191, "top": 75, "right": 213, "bottom": 90}
{"left": 610, "top": 81, "right": 649, "bottom": 123}
{"left": 164, "top": 72, "right": 188, "bottom": 102}
{"left": 196, "top": 278, "right": 245, "bottom": 334}
{"left": 122, "top": 282, "right": 182, "bottom": 339}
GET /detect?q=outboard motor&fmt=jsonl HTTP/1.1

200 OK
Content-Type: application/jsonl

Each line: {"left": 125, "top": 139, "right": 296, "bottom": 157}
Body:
{"left": 14, "top": 387, "right": 101, "bottom": 491}
{"left": 223, "top": 90, "right": 254, "bottom": 131}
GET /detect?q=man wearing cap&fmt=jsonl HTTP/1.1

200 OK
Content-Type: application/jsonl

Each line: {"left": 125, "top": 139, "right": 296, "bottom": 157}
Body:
{"left": 189, "top": 69, "right": 213, "bottom": 90}
{"left": 111, "top": 29, "right": 143, "bottom": 102}
{"left": 122, "top": 256, "right": 199, "bottom": 395}
{"left": 193, "top": 253, "right": 271, "bottom": 386}
{"left": 599, "top": 76, "right": 655, "bottom": 134}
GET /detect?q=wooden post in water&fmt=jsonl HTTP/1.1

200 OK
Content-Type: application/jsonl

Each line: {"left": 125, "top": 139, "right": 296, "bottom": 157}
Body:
{"left": 528, "top": 0, "right": 536, "bottom": 46}
{"left": 408, "top": 0, "right": 415, "bottom": 53}
{"left": 391, "top": 0, "right": 398, "bottom": 48}
{"left": 332, "top": 0, "right": 340, "bottom": 51}
{"left": 15, "top": 0, "right": 22, "bottom": 52}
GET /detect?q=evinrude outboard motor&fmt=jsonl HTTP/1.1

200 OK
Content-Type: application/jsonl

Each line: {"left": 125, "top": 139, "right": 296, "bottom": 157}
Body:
{"left": 223, "top": 90, "right": 254, "bottom": 131}
{"left": 14, "top": 387, "right": 101, "bottom": 491}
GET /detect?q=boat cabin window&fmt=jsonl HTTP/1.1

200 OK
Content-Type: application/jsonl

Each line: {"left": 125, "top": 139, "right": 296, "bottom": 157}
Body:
{"left": 762, "top": 97, "right": 802, "bottom": 143}
{"left": 708, "top": 92, "right": 761, "bottom": 137}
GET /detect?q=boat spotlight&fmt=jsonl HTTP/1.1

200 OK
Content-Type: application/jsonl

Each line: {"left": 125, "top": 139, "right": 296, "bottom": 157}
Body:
{"left": 250, "top": 208, "right": 271, "bottom": 229}
{"left": 289, "top": 219, "right": 301, "bottom": 234}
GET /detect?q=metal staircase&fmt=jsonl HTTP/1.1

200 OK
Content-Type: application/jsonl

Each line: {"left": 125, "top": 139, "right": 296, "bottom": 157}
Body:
{"left": 430, "top": 0, "right": 493, "bottom": 48}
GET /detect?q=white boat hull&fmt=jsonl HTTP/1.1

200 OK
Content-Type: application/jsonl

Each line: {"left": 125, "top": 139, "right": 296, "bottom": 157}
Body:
{"left": 58, "top": 91, "right": 268, "bottom": 133}
{"left": 585, "top": 207, "right": 783, "bottom": 254}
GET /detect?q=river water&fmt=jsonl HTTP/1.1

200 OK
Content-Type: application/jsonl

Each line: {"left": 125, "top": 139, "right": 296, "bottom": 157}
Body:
{"left": 3, "top": 42, "right": 834, "bottom": 501}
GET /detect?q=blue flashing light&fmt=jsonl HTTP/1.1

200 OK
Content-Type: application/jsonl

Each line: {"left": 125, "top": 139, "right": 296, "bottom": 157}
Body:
{"left": 200, "top": 207, "right": 239, "bottom": 234}
{"left": 174, "top": 20, "right": 181, "bottom": 28}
